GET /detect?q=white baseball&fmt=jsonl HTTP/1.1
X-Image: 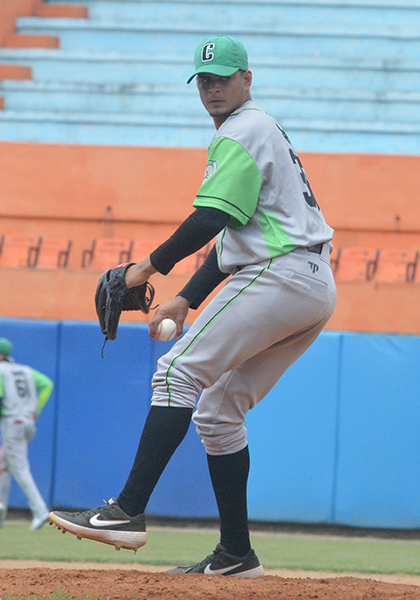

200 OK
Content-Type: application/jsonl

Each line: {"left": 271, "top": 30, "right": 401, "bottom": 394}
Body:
{"left": 157, "top": 318, "right": 177, "bottom": 342}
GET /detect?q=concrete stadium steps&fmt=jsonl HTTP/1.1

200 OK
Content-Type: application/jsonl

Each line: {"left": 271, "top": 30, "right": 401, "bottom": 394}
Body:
{"left": 0, "top": 109, "right": 419, "bottom": 153}
{"left": 0, "top": 0, "right": 419, "bottom": 151}
{"left": 0, "top": 48, "right": 419, "bottom": 91}
{"left": 45, "top": 0, "right": 420, "bottom": 29}
{"left": 3, "top": 33, "right": 61, "bottom": 49}
{"left": 36, "top": 2, "right": 89, "bottom": 19}
{"left": 1, "top": 79, "right": 419, "bottom": 124}
{"left": 0, "top": 49, "right": 193, "bottom": 84}
{"left": 0, "top": 63, "right": 32, "bottom": 80}
{"left": 14, "top": 16, "right": 420, "bottom": 60}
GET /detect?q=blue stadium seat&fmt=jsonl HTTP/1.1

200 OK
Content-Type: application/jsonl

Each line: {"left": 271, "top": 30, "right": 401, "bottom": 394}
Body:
{"left": 0, "top": 0, "right": 419, "bottom": 152}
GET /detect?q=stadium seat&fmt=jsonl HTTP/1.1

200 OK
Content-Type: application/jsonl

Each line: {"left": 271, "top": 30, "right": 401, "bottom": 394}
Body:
{"left": 130, "top": 240, "right": 163, "bottom": 263}
{"left": 375, "top": 249, "right": 419, "bottom": 283}
{"left": 0, "top": 236, "right": 72, "bottom": 268}
{"left": 131, "top": 241, "right": 211, "bottom": 275}
{"left": 0, "top": 235, "right": 41, "bottom": 267}
{"left": 81, "top": 238, "right": 133, "bottom": 269}
{"left": 333, "top": 247, "right": 380, "bottom": 282}
{"left": 31, "top": 237, "right": 72, "bottom": 268}
{"left": 330, "top": 246, "right": 340, "bottom": 275}
{"left": 171, "top": 243, "right": 211, "bottom": 275}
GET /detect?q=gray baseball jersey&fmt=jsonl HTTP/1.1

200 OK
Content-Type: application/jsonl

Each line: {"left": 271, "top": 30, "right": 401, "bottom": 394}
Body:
{"left": 193, "top": 100, "right": 334, "bottom": 273}
{"left": 0, "top": 361, "right": 52, "bottom": 419}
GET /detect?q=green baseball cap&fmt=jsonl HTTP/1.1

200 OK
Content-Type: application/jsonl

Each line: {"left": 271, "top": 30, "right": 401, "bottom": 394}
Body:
{"left": 0, "top": 337, "right": 13, "bottom": 356}
{"left": 187, "top": 35, "right": 249, "bottom": 83}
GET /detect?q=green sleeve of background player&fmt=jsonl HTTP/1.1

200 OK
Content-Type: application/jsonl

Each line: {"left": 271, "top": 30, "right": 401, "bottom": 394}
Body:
{"left": 0, "top": 374, "right": 4, "bottom": 416}
{"left": 32, "top": 369, "right": 53, "bottom": 415}
{"left": 193, "top": 137, "right": 263, "bottom": 226}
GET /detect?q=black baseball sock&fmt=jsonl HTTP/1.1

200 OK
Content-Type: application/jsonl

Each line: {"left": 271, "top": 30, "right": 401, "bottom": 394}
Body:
{"left": 117, "top": 405, "right": 192, "bottom": 516}
{"left": 207, "top": 446, "right": 251, "bottom": 557}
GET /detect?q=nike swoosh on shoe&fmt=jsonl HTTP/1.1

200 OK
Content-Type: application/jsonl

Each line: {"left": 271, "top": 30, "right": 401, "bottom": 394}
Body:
{"left": 89, "top": 514, "right": 131, "bottom": 527}
{"left": 203, "top": 563, "right": 243, "bottom": 575}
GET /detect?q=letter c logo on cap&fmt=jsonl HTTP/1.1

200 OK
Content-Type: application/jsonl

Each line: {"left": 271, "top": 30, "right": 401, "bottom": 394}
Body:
{"left": 202, "top": 43, "right": 215, "bottom": 62}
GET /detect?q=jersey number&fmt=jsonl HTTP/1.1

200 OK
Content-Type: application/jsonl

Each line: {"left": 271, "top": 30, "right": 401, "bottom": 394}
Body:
{"left": 289, "top": 149, "right": 319, "bottom": 210}
{"left": 12, "top": 370, "right": 30, "bottom": 398}
{"left": 276, "top": 123, "right": 319, "bottom": 210}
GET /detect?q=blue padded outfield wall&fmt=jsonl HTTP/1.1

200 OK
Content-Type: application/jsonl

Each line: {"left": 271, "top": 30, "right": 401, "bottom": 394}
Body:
{"left": 1, "top": 316, "right": 420, "bottom": 530}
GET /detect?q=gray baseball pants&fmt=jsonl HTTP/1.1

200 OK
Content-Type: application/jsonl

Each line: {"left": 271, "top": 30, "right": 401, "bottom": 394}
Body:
{"left": 151, "top": 245, "right": 336, "bottom": 455}
{"left": 0, "top": 417, "right": 49, "bottom": 520}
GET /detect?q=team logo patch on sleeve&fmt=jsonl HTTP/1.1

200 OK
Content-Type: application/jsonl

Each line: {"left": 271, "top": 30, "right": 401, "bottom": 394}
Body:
{"left": 203, "top": 160, "right": 218, "bottom": 181}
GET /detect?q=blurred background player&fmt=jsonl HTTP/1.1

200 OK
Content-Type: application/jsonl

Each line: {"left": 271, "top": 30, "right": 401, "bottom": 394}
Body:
{"left": 0, "top": 337, "right": 53, "bottom": 530}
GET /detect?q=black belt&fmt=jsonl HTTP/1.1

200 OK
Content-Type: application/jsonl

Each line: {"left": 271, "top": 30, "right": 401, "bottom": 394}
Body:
{"left": 307, "top": 243, "right": 324, "bottom": 255}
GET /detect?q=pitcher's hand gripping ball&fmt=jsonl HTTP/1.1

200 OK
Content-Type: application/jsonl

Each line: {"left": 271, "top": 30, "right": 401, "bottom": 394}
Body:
{"left": 158, "top": 318, "right": 177, "bottom": 341}
{"left": 95, "top": 262, "right": 156, "bottom": 346}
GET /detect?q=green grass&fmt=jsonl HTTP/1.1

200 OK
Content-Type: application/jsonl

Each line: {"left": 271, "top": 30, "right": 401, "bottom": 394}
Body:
{"left": 2, "top": 519, "right": 420, "bottom": 575}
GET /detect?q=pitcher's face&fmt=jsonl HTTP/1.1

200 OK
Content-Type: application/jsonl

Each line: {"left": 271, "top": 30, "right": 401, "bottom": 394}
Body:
{"left": 197, "top": 70, "right": 252, "bottom": 128}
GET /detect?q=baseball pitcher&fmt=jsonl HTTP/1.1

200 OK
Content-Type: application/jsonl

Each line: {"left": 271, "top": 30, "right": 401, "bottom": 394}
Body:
{"left": 50, "top": 35, "right": 336, "bottom": 577}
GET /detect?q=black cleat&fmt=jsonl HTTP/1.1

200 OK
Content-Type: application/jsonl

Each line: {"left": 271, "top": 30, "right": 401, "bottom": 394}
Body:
{"left": 166, "top": 543, "right": 264, "bottom": 577}
{"left": 49, "top": 497, "right": 146, "bottom": 551}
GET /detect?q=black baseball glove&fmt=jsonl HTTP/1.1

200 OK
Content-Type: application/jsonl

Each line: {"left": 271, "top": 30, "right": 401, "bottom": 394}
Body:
{"left": 95, "top": 262, "right": 156, "bottom": 344}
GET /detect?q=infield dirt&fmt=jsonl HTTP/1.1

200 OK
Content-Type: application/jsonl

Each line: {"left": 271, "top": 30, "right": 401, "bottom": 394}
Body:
{"left": 1, "top": 562, "right": 420, "bottom": 599}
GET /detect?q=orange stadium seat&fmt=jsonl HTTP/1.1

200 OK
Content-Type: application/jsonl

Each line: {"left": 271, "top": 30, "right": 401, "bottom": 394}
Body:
{"left": 130, "top": 240, "right": 163, "bottom": 262}
{"left": 375, "top": 249, "right": 419, "bottom": 283}
{"left": 171, "top": 243, "right": 211, "bottom": 275}
{"left": 411, "top": 258, "right": 420, "bottom": 284}
{"left": 330, "top": 246, "right": 340, "bottom": 275}
{"left": 31, "top": 237, "right": 72, "bottom": 268}
{"left": 81, "top": 239, "right": 134, "bottom": 270}
{"left": 0, "top": 236, "right": 72, "bottom": 268}
{"left": 131, "top": 241, "right": 211, "bottom": 275}
{"left": 0, "top": 235, "right": 41, "bottom": 267}
{"left": 333, "top": 247, "right": 380, "bottom": 282}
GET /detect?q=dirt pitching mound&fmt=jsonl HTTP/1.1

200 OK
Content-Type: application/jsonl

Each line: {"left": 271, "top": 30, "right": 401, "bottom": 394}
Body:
{"left": 2, "top": 567, "right": 420, "bottom": 600}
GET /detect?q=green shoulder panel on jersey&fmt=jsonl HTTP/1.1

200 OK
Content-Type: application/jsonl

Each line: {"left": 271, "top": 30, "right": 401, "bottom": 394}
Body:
{"left": 0, "top": 373, "right": 4, "bottom": 416}
{"left": 193, "top": 137, "right": 262, "bottom": 226}
{"left": 260, "top": 210, "right": 298, "bottom": 257}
